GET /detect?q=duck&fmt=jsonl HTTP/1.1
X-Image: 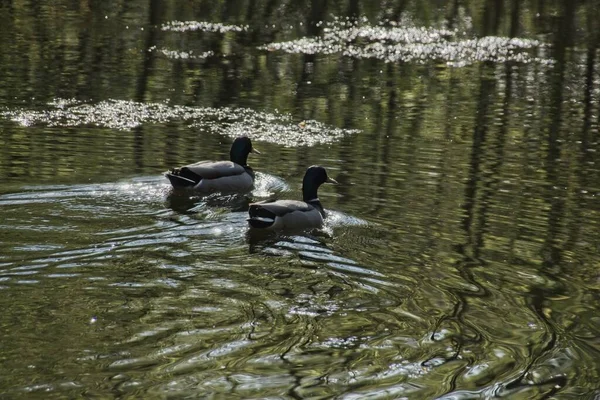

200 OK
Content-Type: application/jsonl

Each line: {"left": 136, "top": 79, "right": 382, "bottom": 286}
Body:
{"left": 165, "top": 136, "right": 260, "bottom": 192}
{"left": 247, "top": 165, "right": 338, "bottom": 230}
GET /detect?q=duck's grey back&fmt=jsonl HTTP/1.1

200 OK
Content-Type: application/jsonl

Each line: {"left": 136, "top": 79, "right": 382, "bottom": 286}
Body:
{"left": 183, "top": 161, "right": 245, "bottom": 179}
{"left": 253, "top": 200, "right": 324, "bottom": 229}
{"left": 254, "top": 200, "right": 311, "bottom": 215}
{"left": 178, "top": 161, "right": 252, "bottom": 192}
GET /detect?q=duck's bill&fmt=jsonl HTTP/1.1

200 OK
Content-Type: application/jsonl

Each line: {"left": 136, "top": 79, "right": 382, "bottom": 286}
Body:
{"left": 326, "top": 177, "right": 339, "bottom": 184}
{"left": 252, "top": 148, "right": 261, "bottom": 154}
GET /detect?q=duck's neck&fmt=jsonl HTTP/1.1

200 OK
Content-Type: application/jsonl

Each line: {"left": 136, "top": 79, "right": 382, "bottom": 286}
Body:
{"left": 244, "top": 165, "right": 255, "bottom": 178}
{"left": 230, "top": 151, "right": 248, "bottom": 166}
{"left": 302, "top": 181, "right": 325, "bottom": 216}
{"left": 305, "top": 197, "right": 325, "bottom": 218}
{"left": 302, "top": 180, "right": 319, "bottom": 203}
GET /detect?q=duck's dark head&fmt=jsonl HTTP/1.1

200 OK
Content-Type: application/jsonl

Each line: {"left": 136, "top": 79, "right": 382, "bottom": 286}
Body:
{"left": 302, "top": 165, "right": 338, "bottom": 202}
{"left": 230, "top": 136, "right": 260, "bottom": 166}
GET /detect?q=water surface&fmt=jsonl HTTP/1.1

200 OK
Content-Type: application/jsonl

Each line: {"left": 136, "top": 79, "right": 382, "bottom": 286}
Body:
{"left": 1, "top": 0, "right": 599, "bottom": 398}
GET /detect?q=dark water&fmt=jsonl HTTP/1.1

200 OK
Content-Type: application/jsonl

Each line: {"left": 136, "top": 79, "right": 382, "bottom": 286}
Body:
{"left": 1, "top": 0, "right": 599, "bottom": 398}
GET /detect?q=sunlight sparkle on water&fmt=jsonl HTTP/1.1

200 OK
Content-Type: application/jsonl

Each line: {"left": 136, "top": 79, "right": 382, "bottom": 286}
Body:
{"left": 2, "top": 100, "right": 359, "bottom": 147}
{"left": 252, "top": 172, "right": 290, "bottom": 197}
{"left": 161, "top": 21, "right": 248, "bottom": 33}
{"left": 260, "top": 18, "right": 554, "bottom": 67}
{"left": 148, "top": 46, "right": 214, "bottom": 60}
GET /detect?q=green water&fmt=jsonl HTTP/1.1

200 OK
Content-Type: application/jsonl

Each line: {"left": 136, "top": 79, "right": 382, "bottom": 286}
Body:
{"left": 1, "top": 0, "right": 599, "bottom": 398}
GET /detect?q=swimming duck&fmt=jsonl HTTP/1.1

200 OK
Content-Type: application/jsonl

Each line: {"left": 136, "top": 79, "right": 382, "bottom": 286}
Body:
{"left": 247, "top": 165, "right": 338, "bottom": 230}
{"left": 165, "top": 136, "right": 260, "bottom": 192}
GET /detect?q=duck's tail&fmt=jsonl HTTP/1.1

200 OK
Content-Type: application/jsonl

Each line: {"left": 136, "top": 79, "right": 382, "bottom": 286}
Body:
{"left": 247, "top": 203, "right": 276, "bottom": 229}
{"left": 165, "top": 168, "right": 199, "bottom": 189}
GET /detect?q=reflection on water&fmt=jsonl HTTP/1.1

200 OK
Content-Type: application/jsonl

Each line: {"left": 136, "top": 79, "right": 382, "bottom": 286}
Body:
{"left": 1, "top": 0, "right": 600, "bottom": 398}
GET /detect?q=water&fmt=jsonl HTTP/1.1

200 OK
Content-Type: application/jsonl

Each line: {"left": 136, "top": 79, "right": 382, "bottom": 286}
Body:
{"left": 1, "top": 0, "right": 599, "bottom": 398}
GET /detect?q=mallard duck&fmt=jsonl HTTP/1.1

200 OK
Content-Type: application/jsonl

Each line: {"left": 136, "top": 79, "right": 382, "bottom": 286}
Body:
{"left": 247, "top": 165, "right": 338, "bottom": 230}
{"left": 165, "top": 136, "right": 260, "bottom": 192}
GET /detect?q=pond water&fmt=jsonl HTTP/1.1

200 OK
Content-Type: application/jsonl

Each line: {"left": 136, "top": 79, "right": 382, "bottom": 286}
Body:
{"left": 1, "top": 1, "right": 599, "bottom": 398}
